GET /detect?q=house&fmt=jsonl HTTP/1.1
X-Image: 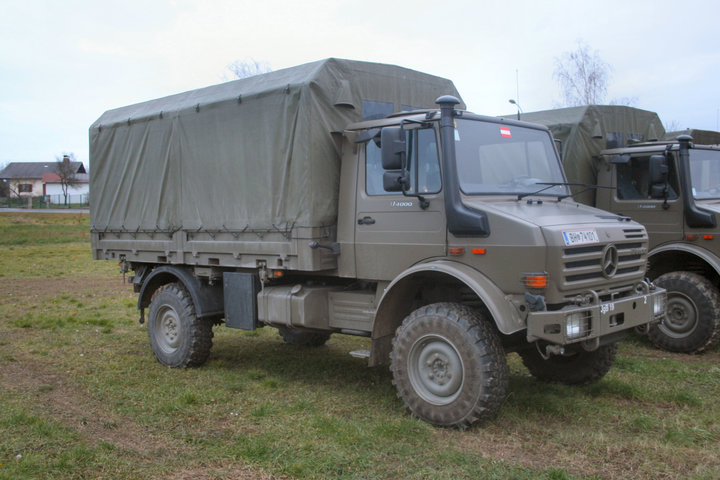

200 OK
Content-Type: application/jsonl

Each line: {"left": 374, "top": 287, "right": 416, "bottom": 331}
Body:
{"left": 41, "top": 172, "right": 90, "bottom": 197}
{"left": 0, "top": 159, "right": 87, "bottom": 198}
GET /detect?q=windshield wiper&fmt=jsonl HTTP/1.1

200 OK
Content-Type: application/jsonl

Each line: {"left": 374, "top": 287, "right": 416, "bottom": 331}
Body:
{"left": 517, "top": 182, "right": 613, "bottom": 202}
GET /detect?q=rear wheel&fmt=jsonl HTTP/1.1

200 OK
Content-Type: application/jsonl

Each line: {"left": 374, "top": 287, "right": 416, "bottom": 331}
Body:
{"left": 519, "top": 343, "right": 618, "bottom": 385}
{"left": 147, "top": 283, "right": 213, "bottom": 368}
{"left": 648, "top": 272, "right": 720, "bottom": 353}
{"left": 390, "top": 303, "right": 508, "bottom": 428}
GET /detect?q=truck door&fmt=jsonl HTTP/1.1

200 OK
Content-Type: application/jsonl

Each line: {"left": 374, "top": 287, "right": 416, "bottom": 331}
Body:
{"left": 354, "top": 127, "right": 446, "bottom": 280}
{"left": 606, "top": 154, "right": 683, "bottom": 249}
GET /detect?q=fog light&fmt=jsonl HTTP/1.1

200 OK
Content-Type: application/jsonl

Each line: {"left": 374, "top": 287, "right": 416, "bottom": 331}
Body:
{"left": 566, "top": 311, "right": 589, "bottom": 340}
{"left": 653, "top": 294, "right": 666, "bottom": 317}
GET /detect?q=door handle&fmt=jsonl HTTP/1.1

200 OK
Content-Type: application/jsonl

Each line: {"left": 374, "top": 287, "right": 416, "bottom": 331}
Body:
{"left": 357, "top": 216, "right": 376, "bottom": 225}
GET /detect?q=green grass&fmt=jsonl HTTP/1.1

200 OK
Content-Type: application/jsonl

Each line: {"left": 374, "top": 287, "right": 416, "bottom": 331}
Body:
{"left": 1, "top": 213, "right": 719, "bottom": 479}
{"left": 0, "top": 212, "right": 89, "bottom": 245}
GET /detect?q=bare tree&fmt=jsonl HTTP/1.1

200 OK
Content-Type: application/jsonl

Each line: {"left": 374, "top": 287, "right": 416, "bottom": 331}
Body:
{"left": 663, "top": 119, "right": 683, "bottom": 132}
{"left": 225, "top": 58, "right": 272, "bottom": 80}
{"left": 56, "top": 153, "right": 80, "bottom": 206}
{"left": 554, "top": 41, "right": 612, "bottom": 106}
{"left": 609, "top": 96, "right": 638, "bottom": 107}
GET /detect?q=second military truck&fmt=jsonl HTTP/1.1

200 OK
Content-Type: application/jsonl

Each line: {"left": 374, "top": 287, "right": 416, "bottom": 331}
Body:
{"left": 520, "top": 105, "right": 720, "bottom": 353}
{"left": 91, "top": 59, "right": 665, "bottom": 428}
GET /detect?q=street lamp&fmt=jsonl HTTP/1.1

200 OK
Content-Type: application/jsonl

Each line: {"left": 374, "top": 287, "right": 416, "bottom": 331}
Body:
{"left": 509, "top": 99, "right": 523, "bottom": 120}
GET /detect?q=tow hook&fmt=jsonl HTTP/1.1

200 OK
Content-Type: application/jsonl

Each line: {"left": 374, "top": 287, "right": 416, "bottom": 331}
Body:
{"left": 538, "top": 343, "right": 565, "bottom": 360}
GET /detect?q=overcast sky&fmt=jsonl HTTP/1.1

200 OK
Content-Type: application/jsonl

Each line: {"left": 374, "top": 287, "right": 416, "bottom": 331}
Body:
{"left": 2, "top": 0, "right": 719, "bottom": 167}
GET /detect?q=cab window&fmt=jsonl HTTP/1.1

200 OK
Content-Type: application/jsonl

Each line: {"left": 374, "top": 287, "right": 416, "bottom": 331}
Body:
{"left": 365, "top": 128, "right": 441, "bottom": 196}
{"left": 616, "top": 155, "right": 679, "bottom": 200}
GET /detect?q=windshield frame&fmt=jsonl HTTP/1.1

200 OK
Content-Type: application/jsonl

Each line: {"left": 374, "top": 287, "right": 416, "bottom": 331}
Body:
{"left": 453, "top": 117, "right": 570, "bottom": 197}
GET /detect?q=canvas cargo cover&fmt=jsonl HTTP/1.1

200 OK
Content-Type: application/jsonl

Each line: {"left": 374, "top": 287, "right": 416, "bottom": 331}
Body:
{"left": 90, "top": 58, "right": 463, "bottom": 232}
{"left": 666, "top": 129, "right": 720, "bottom": 145}
{"left": 514, "top": 105, "right": 665, "bottom": 204}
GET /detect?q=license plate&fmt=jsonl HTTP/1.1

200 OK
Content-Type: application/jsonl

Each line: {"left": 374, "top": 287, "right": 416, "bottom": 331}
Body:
{"left": 562, "top": 229, "right": 599, "bottom": 246}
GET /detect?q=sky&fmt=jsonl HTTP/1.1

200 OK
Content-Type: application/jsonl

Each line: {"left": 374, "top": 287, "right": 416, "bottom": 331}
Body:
{"left": 1, "top": 0, "right": 719, "bottom": 168}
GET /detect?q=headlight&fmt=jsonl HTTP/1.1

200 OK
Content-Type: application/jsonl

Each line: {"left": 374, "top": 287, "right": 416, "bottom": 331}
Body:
{"left": 566, "top": 311, "right": 591, "bottom": 340}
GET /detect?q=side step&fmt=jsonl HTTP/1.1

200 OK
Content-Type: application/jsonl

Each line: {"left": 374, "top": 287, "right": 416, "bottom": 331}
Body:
{"left": 349, "top": 349, "right": 370, "bottom": 359}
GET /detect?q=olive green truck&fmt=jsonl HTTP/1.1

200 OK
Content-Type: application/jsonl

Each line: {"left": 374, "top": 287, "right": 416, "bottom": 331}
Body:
{"left": 520, "top": 105, "right": 720, "bottom": 354}
{"left": 90, "top": 59, "right": 665, "bottom": 428}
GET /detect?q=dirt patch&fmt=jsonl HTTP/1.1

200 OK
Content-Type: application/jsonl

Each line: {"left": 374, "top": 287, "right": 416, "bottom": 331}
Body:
{"left": 434, "top": 418, "right": 720, "bottom": 480}
{"left": 1, "top": 359, "right": 167, "bottom": 454}
{"left": 0, "top": 357, "right": 275, "bottom": 479}
{"left": 164, "top": 464, "right": 281, "bottom": 480}
{"left": 0, "top": 274, "right": 129, "bottom": 298}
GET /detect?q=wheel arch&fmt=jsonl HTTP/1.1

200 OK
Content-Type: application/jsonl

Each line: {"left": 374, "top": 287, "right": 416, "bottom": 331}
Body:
{"left": 648, "top": 243, "right": 720, "bottom": 286}
{"left": 368, "top": 260, "right": 524, "bottom": 366}
{"left": 137, "top": 265, "right": 224, "bottom": 322}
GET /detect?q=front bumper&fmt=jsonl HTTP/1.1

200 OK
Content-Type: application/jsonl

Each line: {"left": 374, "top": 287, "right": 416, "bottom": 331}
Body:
{"left": 526, "top": 281, "right": 666, "bottom": 345}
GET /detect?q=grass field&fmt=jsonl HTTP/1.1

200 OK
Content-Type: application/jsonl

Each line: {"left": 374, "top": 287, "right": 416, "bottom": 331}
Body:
{"left": 1, "top": 212, "right": 719, "bottom": 479}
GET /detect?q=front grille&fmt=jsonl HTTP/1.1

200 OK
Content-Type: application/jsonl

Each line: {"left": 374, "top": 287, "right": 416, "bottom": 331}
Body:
{"left": 623, "top": 228, "right": 646, "bottom": 240}
{"left": 561, "top": 241, "right": 645, "bottom": 289}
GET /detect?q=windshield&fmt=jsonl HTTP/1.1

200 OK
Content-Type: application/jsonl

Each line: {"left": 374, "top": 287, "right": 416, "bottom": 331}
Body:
{"left": 454, "top": 119, "right": 568, "bottom": 196}
{"left": 689, "top": 149, "right": 720, "bottom": 199}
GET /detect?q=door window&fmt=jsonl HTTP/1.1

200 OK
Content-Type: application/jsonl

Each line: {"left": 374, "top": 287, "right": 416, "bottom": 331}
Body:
{"left": 616, "top": 155, "right": 679, "bottom": 200}
{"left": 365, "top": 128, "right": 441, "bottom": 196}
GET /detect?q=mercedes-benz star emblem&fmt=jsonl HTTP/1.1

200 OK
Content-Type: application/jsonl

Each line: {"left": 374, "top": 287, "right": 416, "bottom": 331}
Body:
{"left": 601, "top": 244, "right": 619, "bottom": 278}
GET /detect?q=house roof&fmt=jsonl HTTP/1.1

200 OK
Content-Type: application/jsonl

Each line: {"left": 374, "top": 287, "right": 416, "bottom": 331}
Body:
{"left": 42, "top": 172, "right": 89, "bottom": 183}
{"left": 0, "top": 162, "right": 86, "bottom": 179}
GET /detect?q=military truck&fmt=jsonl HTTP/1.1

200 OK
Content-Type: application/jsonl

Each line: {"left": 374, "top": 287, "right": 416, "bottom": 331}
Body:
{"left": 665, "top": 128, "right": 720, "bottom": 145}
{"left": 90, "top": 59, "right": 665, "bottom": 428}
{"left": 519, "top": 105, "right": 720, "bottom": 353}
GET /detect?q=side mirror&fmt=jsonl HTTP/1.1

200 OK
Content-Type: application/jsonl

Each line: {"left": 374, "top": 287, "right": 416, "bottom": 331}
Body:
{"left": 649, "top": 154, "right": 669, "bottom": 200}
{"left": 649, "top": 155, "right": 668, "bottom": 185}
{"left": 650, "top": 184, "right": 666, "bottom": 199}
{"left": 383, "top": 170, "right": 408, "bottom": 192}
{"left": 381, "top": 126, "right": 405, "bottom": 170}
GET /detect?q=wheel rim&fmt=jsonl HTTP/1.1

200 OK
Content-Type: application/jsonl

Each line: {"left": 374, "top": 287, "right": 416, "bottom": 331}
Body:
{"left": 660, "top": 292, "right": 698, "bottom": 339}
{"left": 407, "top": 334, "right": 464, "bottom": 405}
{"left": 154, "top": 305, "right": 182, "bottom": 354}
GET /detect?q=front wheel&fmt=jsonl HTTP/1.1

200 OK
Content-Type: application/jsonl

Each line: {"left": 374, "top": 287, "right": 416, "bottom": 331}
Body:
{"left": 147, "top": 283, "right": 213, "bottom": 368}
{"left": 648, "top": 271, "right": 720, "bottom": 353}
{"left": 518, "top": 343, "right": 618, "bottom": 385}
{"left": 390, "top": 303, "right": 508, "bottom": 428}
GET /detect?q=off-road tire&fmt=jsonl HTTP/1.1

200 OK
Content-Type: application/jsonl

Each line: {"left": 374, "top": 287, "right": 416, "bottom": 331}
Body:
{"left": 278, "top": 327, "right": 331, "bottom": 347}
{"left": 648, "top": 271, "right": 720, "bottom": 353}
{"left": 519, "top": 343, "right": 618, "bottom": 385}
{"left": 390, "top": 303, "right": 508, "bottom": 429}
{"left": 147, "top": 283, "right": 213, "bottom": 368}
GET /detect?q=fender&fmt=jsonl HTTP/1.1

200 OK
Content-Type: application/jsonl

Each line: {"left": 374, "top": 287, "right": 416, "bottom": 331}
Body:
{"left": 368, "top": 259, "right": 525, "bottom": 366}
{"left": 650, "top": 243, "right": 720, "bottom": 277}
{"left": 137, "top": 265, "right": 224, "bottom": 322}
{"left": 376, "top": 259, "right": 525, "bottom": 335}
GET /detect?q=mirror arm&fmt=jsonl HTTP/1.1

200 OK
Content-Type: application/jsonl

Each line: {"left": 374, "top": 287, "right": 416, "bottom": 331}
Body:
{"left": 398, "top": 173, "right": 430, "bottom": 210}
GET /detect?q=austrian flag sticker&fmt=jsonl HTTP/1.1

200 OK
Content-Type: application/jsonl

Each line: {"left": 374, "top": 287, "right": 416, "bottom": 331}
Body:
{"left": 500, "top": 127, "right": 512, "bottom": 138}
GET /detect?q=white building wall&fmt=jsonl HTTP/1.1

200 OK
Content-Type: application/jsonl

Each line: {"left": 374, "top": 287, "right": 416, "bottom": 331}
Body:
{"left": 45, "top": 182, "right": 89, "bottom": 196}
